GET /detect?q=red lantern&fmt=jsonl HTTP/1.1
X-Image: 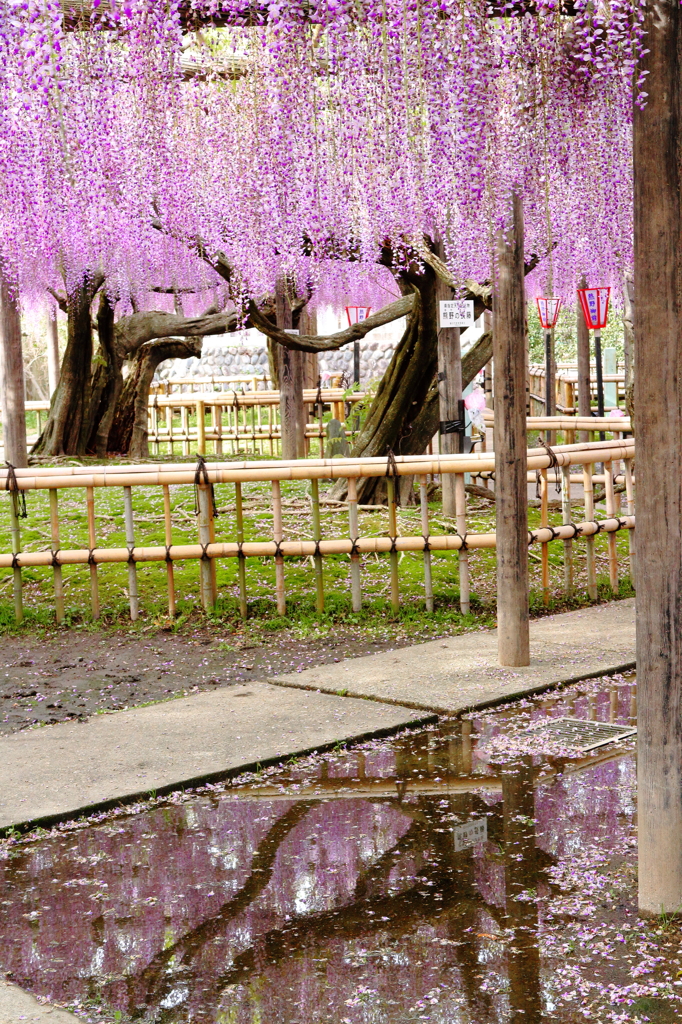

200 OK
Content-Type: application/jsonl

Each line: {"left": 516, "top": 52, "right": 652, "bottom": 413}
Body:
{"left": 345, "top": 305, "right": 372, "bottom": 326}
{"left": 577, "top": 287, "right": 610, "bottom": 330}
{"left": 536, "top": 297, "right": 563, "bottom": 329}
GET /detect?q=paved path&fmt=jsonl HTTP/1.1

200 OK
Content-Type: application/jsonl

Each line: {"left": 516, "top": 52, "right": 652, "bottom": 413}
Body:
{"left": 0, "top": 980, "right": 78, "bottom": 1023}
{"left": 0, "top": 683, "right": 430, "bottom": 830}
{"left": 270, "top": 599, "right": 636, "bottom": 713}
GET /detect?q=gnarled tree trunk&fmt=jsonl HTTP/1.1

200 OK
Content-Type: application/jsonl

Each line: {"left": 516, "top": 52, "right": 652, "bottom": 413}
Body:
{"left": 32, "top": 272, "right": 104, "bottom": 456}
{"left": 108, "top": 337, "right": 202, "bottom": 458}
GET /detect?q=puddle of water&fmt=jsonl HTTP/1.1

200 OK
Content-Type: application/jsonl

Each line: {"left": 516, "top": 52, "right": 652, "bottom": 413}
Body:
{"left": 1, "top": 674, "right": 681, "bottom": 1023}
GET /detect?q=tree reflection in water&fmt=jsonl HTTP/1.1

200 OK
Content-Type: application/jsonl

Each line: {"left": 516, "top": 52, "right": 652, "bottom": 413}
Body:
{"left": 0, "top": 686, "right": 640, "bottom": 1023}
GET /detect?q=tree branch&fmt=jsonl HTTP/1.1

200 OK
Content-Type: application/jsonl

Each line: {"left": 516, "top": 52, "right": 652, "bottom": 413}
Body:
{"left": 113, "top": 308, "right": 239, "bottom": 357}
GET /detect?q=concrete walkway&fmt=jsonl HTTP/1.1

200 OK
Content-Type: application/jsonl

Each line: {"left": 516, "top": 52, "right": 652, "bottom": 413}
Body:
{"left": 0, "top": 682, "right": 430, "bottom": 830}
{"left": 0, "top": 980, "right": 79, "bottom": 1023}
{"left": 270, "top": 599, "right": 636, "bottom": 713}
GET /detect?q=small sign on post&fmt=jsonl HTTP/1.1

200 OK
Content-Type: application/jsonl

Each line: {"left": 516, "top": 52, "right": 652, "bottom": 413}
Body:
{"left": 345, "top": 306, "right": 372, "bottom": 385}
{"left": 439, "top": 299, "right": 475, "bottom": 329}
{"left": 453, "top": 816, "right": 488, "bottom": 852}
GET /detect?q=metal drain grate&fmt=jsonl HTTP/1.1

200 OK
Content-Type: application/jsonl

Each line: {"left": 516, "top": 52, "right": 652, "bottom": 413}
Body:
{"left": 527, "top": 717, "right": 636, "bottom": 752}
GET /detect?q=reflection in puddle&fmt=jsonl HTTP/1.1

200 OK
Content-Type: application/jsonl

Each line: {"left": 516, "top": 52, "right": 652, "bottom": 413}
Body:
{"left": 0, "top": 675, "right": 679, "bottom": 1023}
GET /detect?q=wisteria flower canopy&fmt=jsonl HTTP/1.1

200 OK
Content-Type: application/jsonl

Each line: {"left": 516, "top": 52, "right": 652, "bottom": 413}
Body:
{"left": 0, "top": 0, "right": 638, "bottom": 309}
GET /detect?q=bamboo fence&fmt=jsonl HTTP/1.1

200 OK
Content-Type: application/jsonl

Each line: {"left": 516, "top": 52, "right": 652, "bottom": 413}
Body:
{"left": 528, "top": 364, "right": 625, "bottom": 416}
{"left": 0, "top": 438, "right": 635, "bottom": 624}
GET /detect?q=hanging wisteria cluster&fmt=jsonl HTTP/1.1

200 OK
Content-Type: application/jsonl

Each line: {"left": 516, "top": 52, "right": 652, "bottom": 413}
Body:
{"left": 0, "top": 0, "right": 643, "bottom": 312}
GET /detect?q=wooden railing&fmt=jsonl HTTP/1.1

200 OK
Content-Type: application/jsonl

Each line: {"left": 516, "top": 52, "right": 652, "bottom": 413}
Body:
{"left": 0, "top": 438, "right": 635, "bottom": 624}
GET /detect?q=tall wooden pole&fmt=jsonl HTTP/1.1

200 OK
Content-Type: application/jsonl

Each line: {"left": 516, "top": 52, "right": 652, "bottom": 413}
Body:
{"left": 576, "top": 274, "right": 591, "bottom": 443}
{"left": 47, "top": 314, "right": 60, "bottom": 397}
{"left": 634, "top": 0, "right": 682, "bottom": 916}
{"left": 493, "top": 195, "right": 529, "bottom": 667}
{"left": 275, "top": 279, "right": 306, "bottom": 460}
{"left": 434, "top": 238, "right": 463, "bottom": 518}
{"left": 0, "top": 268, "right": 27, "bottom": 468}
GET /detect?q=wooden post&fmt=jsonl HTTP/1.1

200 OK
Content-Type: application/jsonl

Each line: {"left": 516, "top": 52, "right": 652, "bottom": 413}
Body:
{"left": 310, "top": 477, "right": 325, "bottom": 613}
{"left": 577, "top": 274, "right": 591, "bottom": 444}
{"left": 347, "top": 476, "right": 362, "bottom": 612}
{"left": 162, "top": 483, "right": 176, "bottom": 618}
{"left": 434, "top": 237, "right": 463, "bottom": 518}
{"left": 123, "top": 486, "right": 139, "bottom": 621}
{"left": 634, "top": 0, "right": 682, "bottom": 915}
{"left": 0, "top": 268, "right": 27, "bottom": 468}
{"left": 47, "top": 314, "right": 60, "bottom": 397}
{"left": 235, "top": 481, "right": 248, "bottom": 619}
{"left": 493, "top": 195, "right": 530, "bottom": 666}
{"left": 276, "top": 279, "right": 306, "bottom": 459}
{"left": 272, "top": 480, "right": 286, "bottom": 615}
{"left": 196, "top": 399, "right": 206, "bottom": 455}
{"left": 86, "top": 486, "right": 100, "bottom": 619}
{"left": 419, "top": 474, "right": 434, "bottom": 613}
{"left": 49, "top": 488, "right": 64, "bottom": 623}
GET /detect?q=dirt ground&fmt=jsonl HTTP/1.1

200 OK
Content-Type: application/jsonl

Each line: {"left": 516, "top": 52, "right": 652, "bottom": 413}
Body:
{"left": 0, "top": 626, "right": 434, "bottom": 734}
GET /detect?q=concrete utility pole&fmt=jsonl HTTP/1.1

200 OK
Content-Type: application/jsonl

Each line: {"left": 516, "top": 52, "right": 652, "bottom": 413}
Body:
{"left": 493, "top": 195, "right": 530, "bottom": 667}
{"left": 633, "top": 0, "right": 682, "bottom": 916}
{"left": 275, "top": 278, "right": 306, "bottom": 459}
{"left": 0, "top": 268, "right": 27, "bottom": 468}
{"left": 47, "top": 315, "right": 60, "bottom": 396}
{"left": 576, "top": 274, "right": 591, "bottom": 443}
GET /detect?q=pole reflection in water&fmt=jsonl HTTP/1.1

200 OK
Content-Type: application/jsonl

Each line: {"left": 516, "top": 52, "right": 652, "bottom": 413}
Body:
{"left": 0, "top": 678, "right": 645, "bottom": 1023}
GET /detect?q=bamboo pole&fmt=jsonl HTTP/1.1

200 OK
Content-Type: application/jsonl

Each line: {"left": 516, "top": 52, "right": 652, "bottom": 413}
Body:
{"left": 310, "top": 478, "right": 325, "bottom": 614}
{"left": 624, "top": 458, "right": 636, "bottom": 587}
{"left": 540, "top": 467, "right": 549, "bottom": 605}
{"left": 181, "top": 406, "right": 190, "bottom": 456}
{"left": 603, "top": 461, "right": 619, "bottom": 593}
{"left": 386, "top": 476, "right": 400, "bottom": 613}
{"left": 49, "top": 488, "right": 64, "bottom": 623}
{"left": 272, "top": 480, "right": 286, "bottom": 614}
{"left": 582, "top": 464, "right": 598, "bottom": 600}
{"left": 455, "top": 472, "right": 470, "bottom": 614}
{"left": 493, "top": 194, "right": 530, "bottom": 665}
{"left": 8, "top": 489, "right": 23, "bottom": 623}
{"left": 577, "top": 273, "right": 591, "bottom": 444}
{"left": 347, "top": 476, "right": 361, "bottom": 612}
{"left": 561, "top": 464, "right": 573, "bottom": 596}
{"left": 235, "top": 481, "right": 248, "bottom": 618}
{"left": 123, "top": 486, "right": 139, "bottom": 621}
{"left": 420, "top": 475, "right": 434, "bottom": 613}
{"left": 86, "top": 486, "right": 100, "bottom": 619}
{"left": 162, "top": 483, "right": 176, "bottom": 617}
{"left": 196, "top": 480, "right": 216, "bottom": 611}
{"left": 196, "top": 399, "right": 206, "bottom": 455}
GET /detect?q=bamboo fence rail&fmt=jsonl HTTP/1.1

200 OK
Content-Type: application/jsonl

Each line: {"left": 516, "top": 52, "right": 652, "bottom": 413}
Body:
{"left": 528, "top": 364, "right": 625, "bottom": 415}
{"left": 0, "top": 438, "right": 634, "bottom": 623}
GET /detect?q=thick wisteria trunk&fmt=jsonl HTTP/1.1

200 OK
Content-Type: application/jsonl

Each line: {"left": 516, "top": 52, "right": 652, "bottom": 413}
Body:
{"left": 108, "top": 338, "right": 203, "bottom": 458}
{"left": 84, "top": 293, "right": 121, "bottom": 457}
{"left": 32, "top": 272, "right": 105, "bottom": 456}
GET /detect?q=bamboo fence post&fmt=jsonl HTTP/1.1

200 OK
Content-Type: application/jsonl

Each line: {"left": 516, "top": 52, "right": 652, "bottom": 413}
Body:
{"left": 582, "top": 463, "right": 598, "bottom": 600}
{"left": 310, "top": 477, "right": 325, "bottom": 613}
{"left": 577, "top": 274, "right": 591, "bottom": 443}
{"left": 8, "top": 489, "right": 23, "bottom": 623}
{"left": 624, "top": 458, "right": 636, "bottom": 586}
{"left": 181, "top": 406, "right": 190, "bottom": 456}
{"left": 196, "top": 480, "right": 216, "bottom": 611}
{"left": 493, "top": 194, "right": 530, "bottom": 666}
{"left": 603, "top": 460, "right": 619, "bottom": 593}
{"left": 561, "top": 464, "right": 573, "bottom": 596}
{"left": 455, "top": 472, "right": 470, "bottom": 614}
{"left": 540, "top": 467, "right": 550, "bottom": 605}
{"left": 235, "top": 481, "right": 248, "bottom": 618}
{"left": 386, "top": 476, "right": 400, "bottom": 613}
{"left": 272, "top": 480, "right": 286, "bottom": 615}
{"left": 196, "top": 399, "right": 206, "bottom": 454}
{"left": 419, "top": 474, "right": 434, "bottom": 613}
{"left": 347, "top": 475, "right": 362, "bottom": 612}
{"left": 215, "top": 404, "right": 223, "bottom": 455}
{"left": 86, "top": 486, "right": 100, "bottom": 619}
{"left": 123, "top": 486, "right": 139, "bottom": 621}
{"left": 49, "top": 488, "right": 64, "bottom": 623}
{"left": 162, "top": 483, "right": 176, "bottom": 617}
{"left": 165, "top": 406, "right": 173, "bottom": 455}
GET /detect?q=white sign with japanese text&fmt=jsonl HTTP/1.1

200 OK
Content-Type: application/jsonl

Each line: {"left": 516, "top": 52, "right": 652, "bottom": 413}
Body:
{"left": 439, "top": 299, "right": 475, "bottom": 329}
{"left": 453, "top": 817, "right": 488, "bottom": 852}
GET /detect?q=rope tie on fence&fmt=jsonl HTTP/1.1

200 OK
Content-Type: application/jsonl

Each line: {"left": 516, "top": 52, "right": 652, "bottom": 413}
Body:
{"left": 164, "top": 545, "right": 174, "bottom": 564}
{"left": 88, "top": 548, "right": 97, "bottom": 565}
{"left": 537, "top": 438, "right": 562, "bottom": 494}
{"left": 313, "top": 540, "right": 322, "bottom": 559}
{"left": 456, "top": 531, "right": 468, "bottom": 551}
{"left": 237, "top": 540, "right": 245, "bottom": 559}
{"left": 422, "top": 534, "right": 431, "bottom": 552}
{"left": 193, "top": 454, "right": 219, "bottom": 518}
{"left": 350, "top": 538, "right": 360, "bottom": 557}
{"left": 273, "top": 540, "right": 283, "bottom": 559}
{"left": 51, "top": 548, "right": 61, "bottom": 568}
{"left": 200, "top": 542, "right": 211, "bottom": 561}
{"left": 386, "top": 449, "right": 399, "bottom": 479}
{"left": 11, "top": 552, "right": 20, "bottom": 570}
{"left": 593, "top": 520, "right": 605, "bottom": 534}
{"left": 568, "top": 522, "right": 583, "bottom": 539}
{"left": 389, "top": 535, "right": 399, "bottom": 554}
{"left": 4, "top": 462, "right": 27, "bottom": 518}
{"left": 127, "top": 547, "right": 136, "bottom": 565}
